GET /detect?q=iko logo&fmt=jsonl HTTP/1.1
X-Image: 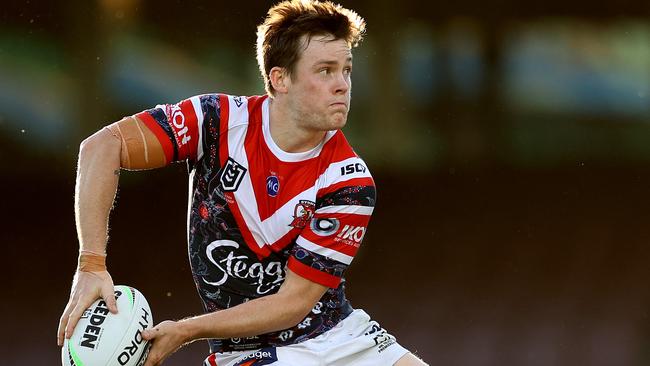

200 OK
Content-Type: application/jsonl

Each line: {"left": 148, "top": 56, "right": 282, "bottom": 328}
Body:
{"left": 219, "top": 158, "right": 247, "bottom": 192}
{"left": 169, "top": 104, "right": 191, "bottom": 146}
{"left": 336, "top": 225, "right": 366, "bottom": 245}
{"left": 266, "top": 175, "right": 280, "bottom": 197}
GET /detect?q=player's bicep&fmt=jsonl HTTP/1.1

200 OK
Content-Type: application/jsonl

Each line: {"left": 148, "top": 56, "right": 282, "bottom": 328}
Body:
{"left": 289, "top": 210, "right": 370, "bottom": 288}
{"left": 106, "top": 116, "right": 167, "bottom": 170}
{"left": 288, "top": 185, "right": 376, "bottom": 288}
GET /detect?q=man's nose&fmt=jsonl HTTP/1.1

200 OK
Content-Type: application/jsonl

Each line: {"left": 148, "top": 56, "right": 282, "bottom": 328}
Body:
{"left": 333, "top": 73, "right": 350, "bottom": 95}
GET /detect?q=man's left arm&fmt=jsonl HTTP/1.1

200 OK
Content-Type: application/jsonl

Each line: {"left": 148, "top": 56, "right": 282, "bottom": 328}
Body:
{"left": 143, "top": 159, "right": 376, "bottom": 365}
{"left": 142, "top": 269, "right": 327, "bottom": 366}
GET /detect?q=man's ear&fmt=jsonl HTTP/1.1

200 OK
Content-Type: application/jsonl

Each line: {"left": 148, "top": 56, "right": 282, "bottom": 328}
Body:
{"left": 269, "top": 66, "right": 289, "bottom": 94}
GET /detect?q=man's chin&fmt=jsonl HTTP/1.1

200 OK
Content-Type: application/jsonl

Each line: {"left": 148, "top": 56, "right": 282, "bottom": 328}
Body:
{"left": 329, "top": 114, "right": 348, "bottom": 130}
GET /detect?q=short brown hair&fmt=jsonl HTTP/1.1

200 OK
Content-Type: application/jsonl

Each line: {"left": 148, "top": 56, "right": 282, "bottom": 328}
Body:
{"left": 256, "top": 0, "right": 366, "bottom": 96}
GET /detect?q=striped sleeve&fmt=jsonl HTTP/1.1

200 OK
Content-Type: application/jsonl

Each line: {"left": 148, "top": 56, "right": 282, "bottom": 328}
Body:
{"left": 134, "top": 94, "right": 220, "bottom": 165}
{"left": 288, "top": 157, "right": 376, "bottom": 288}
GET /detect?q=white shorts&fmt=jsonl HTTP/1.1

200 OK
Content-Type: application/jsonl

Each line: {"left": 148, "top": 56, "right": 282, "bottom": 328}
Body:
{"left": 203, "top": 309, "right": 409, "bottom": 366}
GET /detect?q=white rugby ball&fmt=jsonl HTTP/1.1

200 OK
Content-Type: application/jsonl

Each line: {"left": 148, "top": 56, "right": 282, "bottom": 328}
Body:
{"left": 62, "top": 285, "right": 153, "bottom": 366}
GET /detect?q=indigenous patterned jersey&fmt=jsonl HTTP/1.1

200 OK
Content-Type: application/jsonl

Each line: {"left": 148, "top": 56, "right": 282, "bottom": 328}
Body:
{"left": 136, "top": 94, "right": 375, "bottom": 352}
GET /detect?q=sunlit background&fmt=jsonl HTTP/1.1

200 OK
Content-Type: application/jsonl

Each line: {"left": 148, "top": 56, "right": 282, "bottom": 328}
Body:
{"left": 2, "top": 0, "right": 650, "bottom": 365}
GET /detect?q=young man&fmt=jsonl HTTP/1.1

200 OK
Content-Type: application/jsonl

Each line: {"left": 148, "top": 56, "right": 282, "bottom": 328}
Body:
{"left": 57, "top": 1, "right": 427, "bottom": 365}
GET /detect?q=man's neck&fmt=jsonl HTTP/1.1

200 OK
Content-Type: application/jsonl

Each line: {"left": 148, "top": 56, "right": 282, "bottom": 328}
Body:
{"left": 268, "top": 97, "right": 327, "bottom": 153}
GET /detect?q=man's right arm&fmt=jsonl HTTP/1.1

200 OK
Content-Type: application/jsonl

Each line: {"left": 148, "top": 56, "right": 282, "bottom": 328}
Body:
{"left": 57, "top": 94, "right": 215, "bottom": 346}
{"left": 57, "top": 115, "right": 168, "bottom": 346}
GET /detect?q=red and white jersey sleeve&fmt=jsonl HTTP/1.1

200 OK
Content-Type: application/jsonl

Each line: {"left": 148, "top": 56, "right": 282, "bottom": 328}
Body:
{"left": 288, "top": 156, "right": 376, "bottom": 288}
{"left": 134, "top": 94, "right": 216, "bottom": 165}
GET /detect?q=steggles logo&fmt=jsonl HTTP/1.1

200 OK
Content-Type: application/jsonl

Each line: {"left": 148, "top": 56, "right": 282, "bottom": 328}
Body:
{"left": 202, "top": 240, "right": 285, "bottom": 295}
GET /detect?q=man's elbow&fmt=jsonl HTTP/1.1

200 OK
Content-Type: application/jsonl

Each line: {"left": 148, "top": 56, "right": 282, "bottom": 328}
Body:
{"left": 79, "top": 128, "right": 121, "bottom": 162}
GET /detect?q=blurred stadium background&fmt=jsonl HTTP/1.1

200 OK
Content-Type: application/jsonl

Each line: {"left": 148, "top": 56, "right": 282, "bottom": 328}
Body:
{"left": 2, "top": 0, "right": 650, "bottom": 365}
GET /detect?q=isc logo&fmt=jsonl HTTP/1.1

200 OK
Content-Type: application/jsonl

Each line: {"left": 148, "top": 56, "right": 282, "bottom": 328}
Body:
{"left": 337, "top": 225, "right": 366, "bottom": 244}
{"left": 339, "top": 162, "right": 366, "bottom": 176}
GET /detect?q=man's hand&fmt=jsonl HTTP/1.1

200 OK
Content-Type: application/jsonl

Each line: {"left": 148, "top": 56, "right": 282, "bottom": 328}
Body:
{"left": 57, "top": 270, "right": 117, "bottom": 346}
{"left": 142, "top": 320, "right": 191, "bottom": 366}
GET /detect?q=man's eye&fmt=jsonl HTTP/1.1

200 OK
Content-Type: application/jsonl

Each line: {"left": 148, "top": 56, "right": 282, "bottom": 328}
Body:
{"left": 319, "top": 68, "right": 330, "bottom": 75}
{"left": 343, "top": 67, "right": 352, "bottom": 75}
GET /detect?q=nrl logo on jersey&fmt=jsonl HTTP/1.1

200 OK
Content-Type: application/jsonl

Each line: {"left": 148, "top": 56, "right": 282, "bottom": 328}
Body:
{"left": 290, "top": 200, "right": 315, "bottom": 228}
{"left": 219, "top": 157, "right": 247, "bottom": 192}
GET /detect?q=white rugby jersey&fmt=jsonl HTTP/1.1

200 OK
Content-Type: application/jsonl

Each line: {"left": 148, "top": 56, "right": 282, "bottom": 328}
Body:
{"left": 136, "top": 94, "right": 376, "bottom": 352}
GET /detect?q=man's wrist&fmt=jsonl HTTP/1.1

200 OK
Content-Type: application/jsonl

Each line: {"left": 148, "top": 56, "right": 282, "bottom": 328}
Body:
{"left": 77, "top": 253, "right": 107, "bottom": 272}
{"left": 178, "top": 316, "right": 203, "bottom": 343}
{"left": 79, "top": 248, "right": 106, "bottom": 256}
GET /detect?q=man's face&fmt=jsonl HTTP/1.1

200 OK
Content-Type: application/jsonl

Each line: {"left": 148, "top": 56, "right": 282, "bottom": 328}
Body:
{"left": 285, "top": 34, "right": 353, "bottom": 132}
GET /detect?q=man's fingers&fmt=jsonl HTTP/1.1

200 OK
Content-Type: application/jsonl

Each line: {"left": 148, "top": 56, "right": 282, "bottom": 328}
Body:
{"left": 64, "top": 300, "right": 91, "bottom": 339}
{"left": 142, "top": 328, "right": 160, "bottom": 366}
{"left": 57, "top": 302, "right": 74, "bottom": 346}
{"left": 143, "top": 349, "right": 159, "bottom": 366}
{"left": 141, "top": 327, "right": 158, "bottom": 341}
{"left": 143, "top": 356, "right": 154, "bottom": 366}
{"left": 57, "top": 314, "right": 68, "bottom": 346}
{"left": 146, "top": 354, "right": 163, "bottom": 366}
{"left": 142, "top": 330, "right": 152, "bottom": 341}
{"left": 58, "top": 270, "right": 114, "bottom": 345}
{"left": 101, "top": 284, "right": 118, "bottom": 314}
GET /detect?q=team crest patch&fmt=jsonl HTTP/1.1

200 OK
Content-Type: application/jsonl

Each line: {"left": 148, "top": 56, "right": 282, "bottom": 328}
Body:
{"left": 233, "top": 348, "right": 278, "bottom": 365}
{"left": 290, "top": 200, "right": 315, "bottom": 228}
{"left": 219, "top": 157, "right": 247, "bottom": 192}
